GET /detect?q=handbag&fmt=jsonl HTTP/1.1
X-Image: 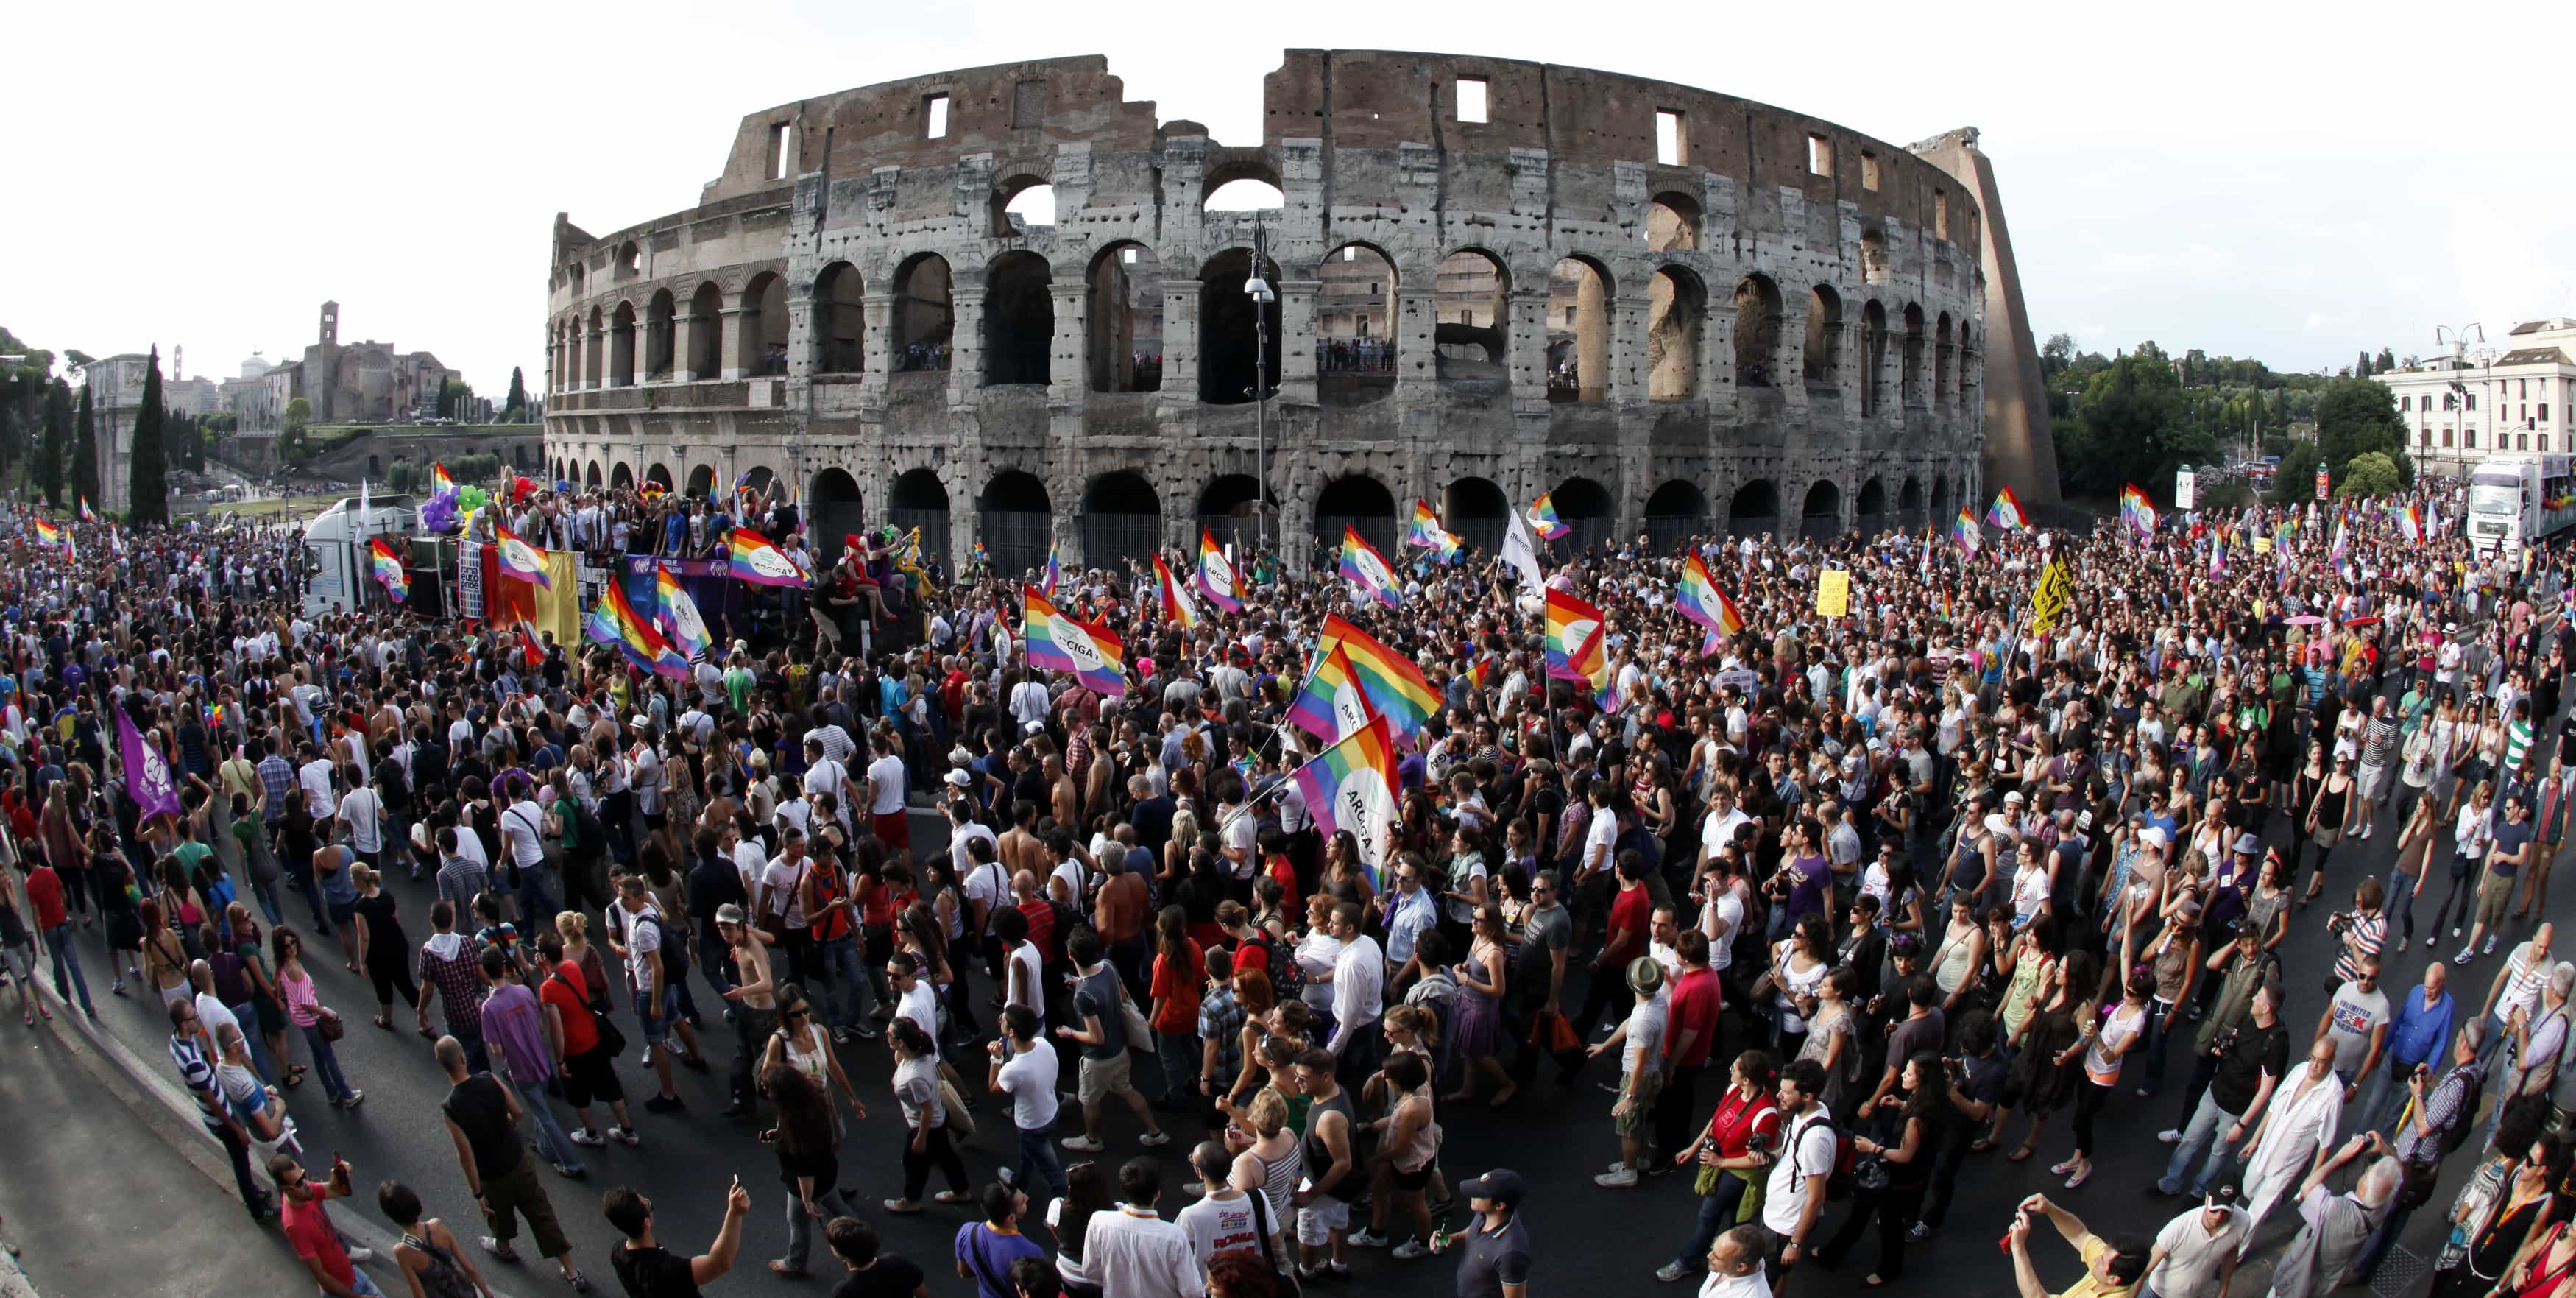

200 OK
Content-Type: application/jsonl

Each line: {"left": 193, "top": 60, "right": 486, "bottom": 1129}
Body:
{"left": 938, "top": 1077, "right": 977, "bottom": 1140}
{"left": 1113, "top": 973, "right": 1154, "bottom": 1047}
{"left": 316, "top": 1006, "right": 346, "bottom": 1042}
{"left": 1526, "top": 1006, "right": 1581, "bottom": 1054}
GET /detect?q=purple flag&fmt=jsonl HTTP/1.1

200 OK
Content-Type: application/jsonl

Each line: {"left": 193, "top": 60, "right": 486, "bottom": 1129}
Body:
{"left": 117, "top": 705, "right": 183, "bottom": 822}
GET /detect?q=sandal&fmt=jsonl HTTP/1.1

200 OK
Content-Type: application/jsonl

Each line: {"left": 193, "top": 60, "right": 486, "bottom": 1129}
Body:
{"left": 932, "top": 1190, "right": 974, "bottom": 1205}
{"left": 1970, "top": 1137, "right": 1998, "bottom": 1154}
{"left": 767, "top": 1261, "right": 807, "bottom": 1277}
{"left": 2006, "top": 1143, "right": 2036, "bottom": 1163}
{"left": 1488, "top": 1085, "right": 1518, "bottom": 1109}
{"left": 372, "top": 1016, "right": 392, "bottom": 1030}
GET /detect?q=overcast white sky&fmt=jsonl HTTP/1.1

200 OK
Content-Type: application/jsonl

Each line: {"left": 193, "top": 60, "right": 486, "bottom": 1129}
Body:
{"left": 7, "top": 0, "right": 2572, "bottom": 394}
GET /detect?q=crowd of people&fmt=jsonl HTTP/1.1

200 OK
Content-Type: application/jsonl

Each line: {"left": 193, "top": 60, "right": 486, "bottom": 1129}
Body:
{"left": 3, "top": 473, "right": 2576, "bottom": 1298}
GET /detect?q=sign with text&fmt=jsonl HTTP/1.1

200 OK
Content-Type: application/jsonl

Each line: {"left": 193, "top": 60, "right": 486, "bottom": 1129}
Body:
{"left": 1816, "top": 569, "right": 1851, "bottom": 618}
{"left": 2029, "top": 558, "right": 2073, "bottom": 633}
{"left": 2173, "top": 469, "right": 2197, "bottom": 510}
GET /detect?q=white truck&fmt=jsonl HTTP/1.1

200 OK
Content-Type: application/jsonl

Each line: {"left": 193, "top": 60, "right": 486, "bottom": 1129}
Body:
{"left": 301, "top": 493, "right": 420, "bottom": 615}
{"left": 2465, "top": 454, "right": 2576, "bottom": 557}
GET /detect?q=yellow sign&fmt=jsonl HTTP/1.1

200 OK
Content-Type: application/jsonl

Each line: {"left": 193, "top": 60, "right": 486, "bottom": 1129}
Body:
{"left": 1816, "top": 570, "right": 1850, "bottom": 618}
{"left": 2254, "top": 536, "right": 2272, "bottom": 555}
{"left": 2030, "top": 558, "right": 2073, "bottom": 633}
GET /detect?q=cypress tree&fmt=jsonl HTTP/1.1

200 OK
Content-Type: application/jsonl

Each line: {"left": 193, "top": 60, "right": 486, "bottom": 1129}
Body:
{"left": 127, "top": 346, "right": 169, "bottom": 526}
{"left": 38, "top": 380, "right": 67, "bottom": 508}
{"left": 504, "top": 367, "right": 527, "bottom": 421}
{"left": 71, "top": 381, "right": 98, "bottom": 510}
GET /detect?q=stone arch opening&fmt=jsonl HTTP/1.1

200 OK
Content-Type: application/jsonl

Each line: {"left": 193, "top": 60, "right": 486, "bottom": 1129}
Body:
{"left": 980, "top": 470, "right": 1052, "bottom": 577}
{"left": 585, "top": 460, "right": 603, "bottom": 489}
{"left": 367, "top": 454, "right": 381, "bottom": 478}
{"left": 1930, "top": 474, "right": 1952, "bottom": 523}
{"left": 1198, "top": 248, "right": 1281, "bottom": 406}
{"left": 645, "top": 462, "right": 674, "bottom": 493}
{"left": 809, "top": 468, "right": 865, "bottom": 568}
{"left": 1804, "top": 286, "right": 1843, "bottom": 392}
{"left": 892, "top": 253, "right": 955, "bottom": 373}
{"left": 1902, "top": 304, "right": 1926, "bottom": 407}
{"left": 740, "top": 272, "right": 788, "bottom": 378}
{"left": 1934, "top": 311, "right": 1954, "bottom": 407}
{"left": 1958, "top": 325, "right": 1978, "bottom": 412}
{"left": 1732, "top": 275, "right": 1783, "bottom": 389}
{"left": 584, "top": 307, "right": 604, "bottom": 387}
{"left": 1314, "top": 474, "right": 1397, "bottom": 560}
{"left": 990, "top": 175, "right": 1056, "bottom": 236}
{"left": 1087, "top": 243, "right": 1164, "bottom": 393}
{"left": 1434, "top": 250, "right": 1509, "bottom": 382}
{"left": 645, "top": 289, "right": 676, "bottom": 381}
{"left": 813, "top": 263, "right": 865, "bottom": 374}
{"left": 685, "top": 464, "right": 715, "bottom": 499}
{"left": 1317, "top": 243, "right": 1396, "bottom": 405}
{"left": 610, "top": 462, "right": 633, "bottom": 491}
{"left": 1546, "top": 256, "right": 1613, "bottom": 402}
{"left": 888, "top": 467, "right": 952, "bottom": 565}
{"left": 609, "top": 301, "right": 638, "bottom": 387}
{"left": 618, "top": 241, "right": 640, "bottom": 276}
{"left": 1898, "top": 476, "right": 1925, "bottom": 531}
{"left": 1800, "top": 480, "right": 1843, "bottom": 540}
{"left": 687, "top": 283, "right": 721, "bottom": 379}
{"left": 1646, "top": 194, "right": 1699, "bottom": 253}
{"left": 983, "top": 251, "right": 1054, "bottom": 386}
{"left": 1203, "top": 174, "right": 1284, "bottom": 213}
{"left": 1554, "top": 476, "right": 1615, "bottom": 554}
{"left": 1862, "top": 301, "right": 1890, "bottom": 417}
{"left": 1646, "top": 267, "right": 1705, "bottom": 401}
{"left": 1855, "top": 477, "right": 1888, "bottom": 536}
{"left": 1081, "top": 470, "right": 1161, "bottom": 571}
{"left": 1197, "top": 474, "right": 1269, "bottom": 552}
{"left": 1860, "top": 229, "right": 1892, "bottom": 286}
{"left": 1728, "top": 480, "right": 1780, "bottom": 537}
{"left": 1643, "top": 479, "right": 1708, "bottom": 554}
{"left": 1443, "top": 476, "right": 1509, "bottom": 554}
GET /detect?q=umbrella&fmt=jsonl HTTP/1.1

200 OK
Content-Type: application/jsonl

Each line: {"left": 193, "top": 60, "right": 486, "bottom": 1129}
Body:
{"left": 2342, "top": 616, "right": 2382, "bottom": 628}
{"left": 2284, "top": 615, "right": 2326, "bottom": 626}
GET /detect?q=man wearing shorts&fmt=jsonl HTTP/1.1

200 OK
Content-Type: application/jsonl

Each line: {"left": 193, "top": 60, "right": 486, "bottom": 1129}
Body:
{"left": 1293, "top": 1047, "right": 1359, "bottom": 1280}
{"left": 866, "top": 731, "right": 912, "bottom": 853}
{"left": 537, "top": 931, "right": 638, "bottom": 1147}
{"left": 1051, "top": 927, "right": 1168, "bottom": 1154}
{"left": 613, "top": 876, "right": 696, "bottom": 1114}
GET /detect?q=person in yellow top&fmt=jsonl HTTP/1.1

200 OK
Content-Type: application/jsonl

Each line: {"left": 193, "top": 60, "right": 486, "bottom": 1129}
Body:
{"left": 2006, "top": 1192, "right": 2153, "bottom": 1298}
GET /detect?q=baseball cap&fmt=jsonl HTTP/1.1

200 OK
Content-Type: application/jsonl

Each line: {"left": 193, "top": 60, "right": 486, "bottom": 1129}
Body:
{"left": 715, "top": 903, "right": 746, "bottom": 925}
{"left": 944, "top": 769, "right": 972, "bottom": 788}
{"left": 1459, "top": 1168, "right": 1525, "bottom": 1210}
{"left": 2139, "top": 825, "right": 2170, "bottom": 850}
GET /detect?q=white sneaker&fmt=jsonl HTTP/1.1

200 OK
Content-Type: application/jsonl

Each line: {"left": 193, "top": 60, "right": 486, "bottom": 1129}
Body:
{"left": 1393, "top": 1239, "right": 1430, "bottom": 1260}
{"left": 1348, "top": 1229, "right": 1389, "bottom": 1249}
{"left": 1061, "top": 1135, "right": 1104, "bottom": 1152}
{"left": 2156, "top": 1129, "right": 2182, "bottom": 1144}
{"left": 1656, "top": 1261, "right": 1694, "bottom": 1283}
{"left": 1595, "top": 1168, "right": 1639, "bottom": 1188}
{"left": 609, "top": 1126, "right": 640, "bottom": 1147}
{"left": 345, "top": 1247, "right": 377, "bottom": 1265}
{"left": 1139, "top": 1130, "right": 1171, "bottom": 1148}
{"left": 568, "top": 1128, "right": 606, "bottom": 1147}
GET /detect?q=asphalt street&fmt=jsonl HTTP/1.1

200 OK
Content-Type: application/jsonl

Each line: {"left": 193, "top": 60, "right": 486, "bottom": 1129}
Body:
{"left": 19, "top": 780, "right": 2556, "bottom": 1297}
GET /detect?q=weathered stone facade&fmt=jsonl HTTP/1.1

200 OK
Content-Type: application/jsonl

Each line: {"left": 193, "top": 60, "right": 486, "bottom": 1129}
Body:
{"left": 544, "top": 51, "right": 2034, "bottom": 574}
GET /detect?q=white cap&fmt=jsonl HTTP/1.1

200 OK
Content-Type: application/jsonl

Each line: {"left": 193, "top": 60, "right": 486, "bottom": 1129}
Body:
{"left": 2138, "top": 825, "right": 2170, "bottom": 850}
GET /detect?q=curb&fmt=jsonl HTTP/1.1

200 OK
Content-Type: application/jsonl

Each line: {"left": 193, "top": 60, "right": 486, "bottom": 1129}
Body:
{"left": 27, "top": 970, "right": 537, "bottom": 1298}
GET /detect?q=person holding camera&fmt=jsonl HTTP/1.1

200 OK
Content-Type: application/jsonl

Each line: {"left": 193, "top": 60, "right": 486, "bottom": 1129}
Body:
{"left": 1656, "top": 1049, "right": 1783, "bottom": 1284}
{"left": 1759, "top": 1059, "right": 1839, "bottom": 1288}
{"left": 2005, "top": 1193, "right": 2151, "bottom": 1298}
{"left": 1912, "top": 1009, "right": 2006, "bottom": 1242}
{"left": 1815, "top": 1051, "right": 1940, "bottom": 1284}
{"left": 2156, "top": 973, "right": 2286, "bottom": 1199}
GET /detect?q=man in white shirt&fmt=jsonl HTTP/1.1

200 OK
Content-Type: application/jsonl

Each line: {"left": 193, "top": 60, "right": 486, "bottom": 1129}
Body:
{"left": 498, "top": 777, "right": 556, "bottom": 919}
{"left": 986, "top": 1004, "right": 1068, "bottom": 1200}
{"left": 863, "top": 732, "right": 910, "bottom": 852}
{"left": 1694, "top": 1224, "right": 1774, "bottom": 1298}
{"left": 2140, "top": 1196, "right": 2248, "bottom": 1298}
{"left": 1762, "top": 1059, "right": 1838, "bottom": 1280}
{"left": 296, "top": 744, "right": 338, "bottom": 821}
{"left": 1080, "top": 1160, "right": 1208, "bottom": 1298}
{"left": 802, "top": 737, "right": 854, "bottom": 833}
{"left": 1323, "top": 905, "right": 1385, "bottom": 1092}
{"left": 1172, "top": 1142, "right": 1259, "bottom": 1272}
{"left": 1699, "top": 786, "right": 1755, "bottom": 870}
{"left": 336, "top": 767, "right": 385, "bottom": 864}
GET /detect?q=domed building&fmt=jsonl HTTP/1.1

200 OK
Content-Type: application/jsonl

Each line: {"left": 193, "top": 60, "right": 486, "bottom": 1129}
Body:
{"left": 541, "top": 50, "right": 2055, "bottom": 575}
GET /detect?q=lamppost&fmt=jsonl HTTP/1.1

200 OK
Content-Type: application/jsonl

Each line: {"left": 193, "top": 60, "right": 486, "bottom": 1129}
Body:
{"left": 2436, "top": 323, "right": 2486, "bottom": 476}
{"left": 1245, "top": 214, "right": 1277, "bottom": 553}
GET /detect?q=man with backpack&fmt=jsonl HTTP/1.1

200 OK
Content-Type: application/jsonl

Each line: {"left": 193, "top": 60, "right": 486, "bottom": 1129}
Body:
{"left": 610, "top": 875, "right": 706, "bottom": 1115}
{"left": 2354, "top": 1017, "right": 2486, "bottom": 1283}
{"left": 1761, "top": 1057, "right": 1841, "bottom": 1288}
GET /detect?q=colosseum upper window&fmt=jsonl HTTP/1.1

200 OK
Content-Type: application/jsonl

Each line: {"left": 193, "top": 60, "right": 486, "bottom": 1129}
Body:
{"left": 1455, "top": 77, "right": 1487, "bottom": 123}
{"left": 1655, "top": 111, "right": 1685, "bottom": 166}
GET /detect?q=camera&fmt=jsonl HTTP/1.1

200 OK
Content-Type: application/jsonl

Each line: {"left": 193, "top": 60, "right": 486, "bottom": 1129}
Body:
{"left": 1744, "top": 1127, "right": 1777, "bottom": 1159}
{"left": 2326, "top": 910, "right": 2354, "bottom": 937}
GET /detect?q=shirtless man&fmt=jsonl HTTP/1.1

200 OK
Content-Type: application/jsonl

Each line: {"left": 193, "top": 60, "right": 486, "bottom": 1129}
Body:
{"left": 715, "top": 903, "right": 775, "bottom": 1119}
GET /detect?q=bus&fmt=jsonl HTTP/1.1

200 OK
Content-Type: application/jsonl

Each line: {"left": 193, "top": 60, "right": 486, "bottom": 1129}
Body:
{"left": 2466, "top": 454, "right": 2576, "bottom": 554}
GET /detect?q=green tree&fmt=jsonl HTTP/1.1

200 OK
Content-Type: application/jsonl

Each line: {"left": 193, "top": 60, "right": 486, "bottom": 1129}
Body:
{"left": 2355, "top": 350, "right": 2372, "bottom": 379}
{"left": 280, "top": 396, "right": 311, "bottom": 465}
{"left": 2377, "top": 348, "right": 2397, "bottom": 373}
{"left": 36, "top": 380, "right": 66, "bottom": 507}
{"left": 2271, "top": 437, "right": 2324, "bottom": 504}
{"left": 503, "top": 367, "right": 527, "bottom": 422}
{"left": 2053, "top": 349, "right": 2217, "bottom": 500}
{"left": 2315, "top": 378, "right": 2408, "bottom": 483}
{"left": 2337, "top": 451, "right": 2403, "bottom": 498}
{"left": 71, "top": 382, "right": 99, "bottom": 509}
{"left": 127, "top": 346, "right": 169, "bottom": 527}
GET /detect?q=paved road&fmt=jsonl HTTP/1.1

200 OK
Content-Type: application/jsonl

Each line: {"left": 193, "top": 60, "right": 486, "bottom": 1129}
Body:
{"left": 21, "top": 780, "right": 2553, "bottom": 1297}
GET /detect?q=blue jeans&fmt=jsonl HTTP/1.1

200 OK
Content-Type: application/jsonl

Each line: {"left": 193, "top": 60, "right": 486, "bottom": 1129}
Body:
{"left": 298, "top": 1022, "right": 357, "bottom": 1102}
{"left": 510, "top": 861, "right": 557, "bottom": 927}
{"left": 1016, "top": 1122, "right": 1069, "bottom": 1200}
{"left": 229, "top": 1001, "right": 278, "bottom": 1084}
{"left": 2386, "top": 866, "right": 2419, "bottom": 942}
{"left": 2157, "top": 1087, "right": 2248, "bottom": 1195}
{"left": 250, "top": 878, "right": 284, "bottom": 928}
{"left": 2137, "top": 1001, "right": 2174, "bottom": 1095}
{"left": 1673, "top": 1169, "right": 1753, "bottom": 1270}
{"left": 43, "top": 927, "right": 95, "bottom": 1013}
{"left": 502, "top": 1074, "right": 584, "bottom": 1174}
{"left": 2362, "top": 1057, "right": 2433, "bottom": 1135}
{"left": 815, "top": 934, "right": 872, "bottom": 1032}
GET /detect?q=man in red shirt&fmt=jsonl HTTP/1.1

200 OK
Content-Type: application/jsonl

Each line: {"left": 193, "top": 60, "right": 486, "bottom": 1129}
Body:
{"left": 23, "top": 860, "right": 96, "bottom": 1018}
{"left": 273, "top": 1154, "right": 382, "bottom": 1297}
{"left": 1657, "top": 928, "right": 1725, "bottom": 1163}
{"left": 537, "top": 934, "right": 639, "bottom": 1148}
{"left": 1568, "top": 853, "right": 1653, "bottom": 1053}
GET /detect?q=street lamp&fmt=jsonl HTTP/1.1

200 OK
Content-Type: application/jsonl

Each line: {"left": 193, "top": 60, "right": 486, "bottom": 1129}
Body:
{"left": 2436, "top": 324, "right": 2486, "bottom": 476}
{"left": 1245, "top": 214, "right": 1277, "bottom": 553}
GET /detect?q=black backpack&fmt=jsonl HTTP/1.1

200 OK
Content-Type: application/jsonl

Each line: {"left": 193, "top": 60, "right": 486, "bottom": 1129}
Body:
{"left": 636, "top": 911, "right": 688, "bottom": 979}
{"left": 2438, "top": 1062, "right": 2488, "bottom": 1159}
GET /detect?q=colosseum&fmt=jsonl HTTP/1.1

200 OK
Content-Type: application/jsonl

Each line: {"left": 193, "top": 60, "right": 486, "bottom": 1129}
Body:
{"left": 542, "top": 49, "right": 2053, "bottom": 576}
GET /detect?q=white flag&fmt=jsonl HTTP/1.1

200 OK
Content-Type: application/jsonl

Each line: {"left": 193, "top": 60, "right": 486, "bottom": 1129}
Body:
{"left": 1501, "top": 507, "right": 1545, "bottom": 602}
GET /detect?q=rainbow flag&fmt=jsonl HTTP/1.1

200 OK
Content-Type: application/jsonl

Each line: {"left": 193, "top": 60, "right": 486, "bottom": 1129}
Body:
{"left": 1153, "top": 554, "right": 1200, "bottom": 628}
{"left": 1288, "top": 641, "right": 1379, "bottom": 741}
{"left": 1289, "top": 713, "right": 1402, "bottom": 889}
{"left": 727, "top": 527, "right": 807, "bottom": 587}
{"left": 1467, "top": 653, "right": 1496, "bottom": 691}
{"left": 585, "top": 580, "right": 688, "bottom": 679}
{"left": 1543, "top": 588, "right": 1606, "bottom": 682}
{"left": 1406, "top": 499, "right": 1460, "bottom": 562}
{"left": 30, "top": 518, "right": 63, "bottom": 548}
{"left": 368, "top": 537, "right": 410, "bottom": 602}
{"left": 1986, "top": 486, "right": 2028, "bottom": 532}
{"left": 1337, "top": 528, "right": 1403, "bottom": 608}
{"left": 1573, "top": 624, "right": 1616, "bottom": 711}
{"left": 519, "top": 621, "right": 547, "bottom": 667}
{"left": 1675, "top": 551, "right": 1744, "bottom": 637}
{"left": 1315, "top": 614, "right": 1438, "bottom": 738}
{"left": 1041, "top": 532, "right": 1065, "bottom": 596}
{"left": 1022, "top": 585, "right": 1128, "bottom": 696}
{"left": 1951, "top": 507, "right": 1982, "bottom": 556}
{"left": 1195, "top": 530, "right": 1242, "bottom": 613}
{"left": 970, "top": 540, "right": 990, "bottom": 568}
{"left": 2120, "top": 484, "right": 2158, "bottom": 537}
{"left": 431, "top": 462, "right": 457, "bottom": 500}
{"left": 654, "top": 562, "right": 712, "bottom": 663}
{"left": 2398, "top": 503, "right": 2424, "bottom": 543}
{"left": 77, "top": 499, "right": 96, "bottom": 524}
{"left": 495, "top": 527, "right": 552, "bottom": 588}
{"left": 1527, "top": 492, "right": 1570, "bottom": 540}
